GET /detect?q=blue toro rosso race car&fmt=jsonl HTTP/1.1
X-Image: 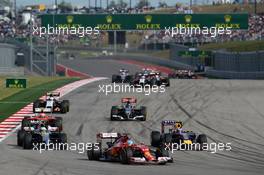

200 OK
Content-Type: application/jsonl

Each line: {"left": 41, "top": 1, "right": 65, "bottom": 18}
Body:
{"left": 150, "top": 120, "right": 207, "bottom": 150}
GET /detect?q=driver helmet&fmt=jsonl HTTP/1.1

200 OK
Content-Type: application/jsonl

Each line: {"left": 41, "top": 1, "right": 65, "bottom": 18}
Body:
{"left": 40, "top": 113, "right": 46, "bottom": 118}
{"left": 127, "top": 139, "right": 134, "bottom": 146}
{"left": 40, "top": 127, "right": 47, "bottom": 132}
{"left": 40, "top": 124, "right": 47, "bottom": 131}
{"left": 176, "top": 127, "right": 183, "bottom": 133}
{"left": 125, "top": 102, "right": 131, "bottom": 108}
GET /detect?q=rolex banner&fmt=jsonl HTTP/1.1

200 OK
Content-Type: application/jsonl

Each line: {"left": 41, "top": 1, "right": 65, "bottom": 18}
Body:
{"left": 6, "top": 79, "right": 27, "bottom": 88}
{"left": 40, "top": 14, "right": 248, "bottom": 30}
{"left": 178, "top": 51, "right": 212, "bottom": 57}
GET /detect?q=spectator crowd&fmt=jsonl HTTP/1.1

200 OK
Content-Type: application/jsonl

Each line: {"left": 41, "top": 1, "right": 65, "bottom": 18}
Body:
{"left": 0, "top": 5, "right": 263, "bottom": 46}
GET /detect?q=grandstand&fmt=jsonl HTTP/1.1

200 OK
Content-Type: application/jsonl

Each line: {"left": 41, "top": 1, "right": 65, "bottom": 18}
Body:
{"left": 0, "top": 1, "right": 263, "bottom": 78}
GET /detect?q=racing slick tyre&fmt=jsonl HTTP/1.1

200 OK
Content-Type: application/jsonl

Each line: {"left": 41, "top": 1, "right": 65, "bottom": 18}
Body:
{"left": 150, "top": 78, "right": 157, "bottom": 87}
{"left": 125, "top": 75, "right": 133, "bottom": 83}
{"left": 151, "top": 131, "right": 161, "bottom": 147}
{"left": 139, "top": 106, "right": 147, "bottom": 121}
{"left": 120, "top": 147, "right": 133, "bottom": 164}
{"left": 112, "top": 75, "right": 118, "bottom": 83}
{"left": 33, "top": 100, "right": 41, "bottom": 113}
{"left": 156, "top": 147, "right": 173, "bottom": 163}
{"left": 55, "top": 117, "right": 63, "bottom": 131}
{"left": 23, "top": 133, "right": 32, "bottom": 149}
{"left": 165, "top": 78, "right": 170, "bottom": 87}
{"left": 17, "top": 130, "right": 25, "bottom": 146}
{"left": 110, "top": 106, "right": 118, "bottom": 121}
{"left": 87, "top": 145, "right": 101, "bottom": 161}
{"left": 162, "top": 133, "right": 172, "bottom": 144}
{"left": 60, "top": 133, "right": 67, "bottom": 143}
{"left": 63, "top": 100, "right": 70, "bottom": 112}
{"left": 196, "top": 134, "right": 207, "bottom": 150}
{"left": 21, "top": 117, "right": 30, "bottom": 128}
{"left": 61, "top": 101, "right": 68, "bottom": 113}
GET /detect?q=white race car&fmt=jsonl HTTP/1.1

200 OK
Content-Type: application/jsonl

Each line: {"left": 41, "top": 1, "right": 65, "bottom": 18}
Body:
{"left": 33, "top": 92, "right": 69, "bottom": 113}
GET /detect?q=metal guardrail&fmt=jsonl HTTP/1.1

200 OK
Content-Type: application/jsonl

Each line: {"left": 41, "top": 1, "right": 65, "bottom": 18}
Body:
{"left": 206, "top": 69, "right": 264, "bottom": 79}
{"left": 169, "top": 43, "right": 264, "bottom": 79}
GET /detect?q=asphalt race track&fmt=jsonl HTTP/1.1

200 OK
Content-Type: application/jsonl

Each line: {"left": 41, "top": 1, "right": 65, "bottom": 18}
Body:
{"left": 0, "top": 57, "right": 264, "bottom": 175}
{"left": 59, "top": 57, "right": 142, "bottom": 77}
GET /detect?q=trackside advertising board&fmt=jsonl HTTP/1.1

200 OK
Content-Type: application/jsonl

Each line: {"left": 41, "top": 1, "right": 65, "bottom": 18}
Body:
{"left": 178, "top": 51, "right": 212, "bottom": 57}
{"left": 40, "top": 13, "right": 248, "bottom": 30}
{"left": 6, "top": 78, "right": 27, "bottom": 88}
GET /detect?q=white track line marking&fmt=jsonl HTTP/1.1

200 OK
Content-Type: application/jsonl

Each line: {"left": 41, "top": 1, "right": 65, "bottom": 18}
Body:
{"left": 0, "top": 128, "right": 13, "bottom": 131}
{"left": 10, "top": 114, "right": 32, "bottom": 116}
{"left": 9, "top": 116, "right": 25, "bottom": 119}
{"left": 1, "top": 122, "right": 21, "bottom": 125}
{"left": 0, "top": 125, "right": 17, "bottom": 128}
{"left": 4, "top": 119, "right": 23, "bottom": 122}
{"left": 0, "top": 131, "right": 10, "bottom": 134}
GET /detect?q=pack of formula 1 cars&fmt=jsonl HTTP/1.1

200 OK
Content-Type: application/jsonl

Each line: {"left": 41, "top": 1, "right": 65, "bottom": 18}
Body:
{"left": 112, "top": 68, "right": 202, "bottom": 86}
{"left": 17, "top": 113, "right": 67, "bottom": 149}
{"left": 168, "top": 70, "right": 198, "bottom": 79}
{"left": 17, "top": 91, "right": 69, "bottom": 149}
{"left": 15, "top": 69, "right": 207, "bottom": 167}
{"left": 132, "top": 69, "right": 170, "bottom": 87}
{"left": 112, "top": 68, "right": 170, "bottom": 87}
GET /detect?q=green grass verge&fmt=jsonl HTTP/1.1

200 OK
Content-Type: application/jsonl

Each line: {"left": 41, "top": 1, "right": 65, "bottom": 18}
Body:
{"left": 198, "top": 40, "right": 264, "bottom": 52}
{"left": 0, "top": 78, "right": 79, "bottom": 121}
{"left": 0, "top": 76, "right": 73, "bottom": 100}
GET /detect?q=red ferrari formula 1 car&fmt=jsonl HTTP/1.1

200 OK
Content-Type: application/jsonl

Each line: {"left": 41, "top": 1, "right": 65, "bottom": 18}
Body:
{"left": 87, "top": 132, "right": 173, "bottom": 165}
